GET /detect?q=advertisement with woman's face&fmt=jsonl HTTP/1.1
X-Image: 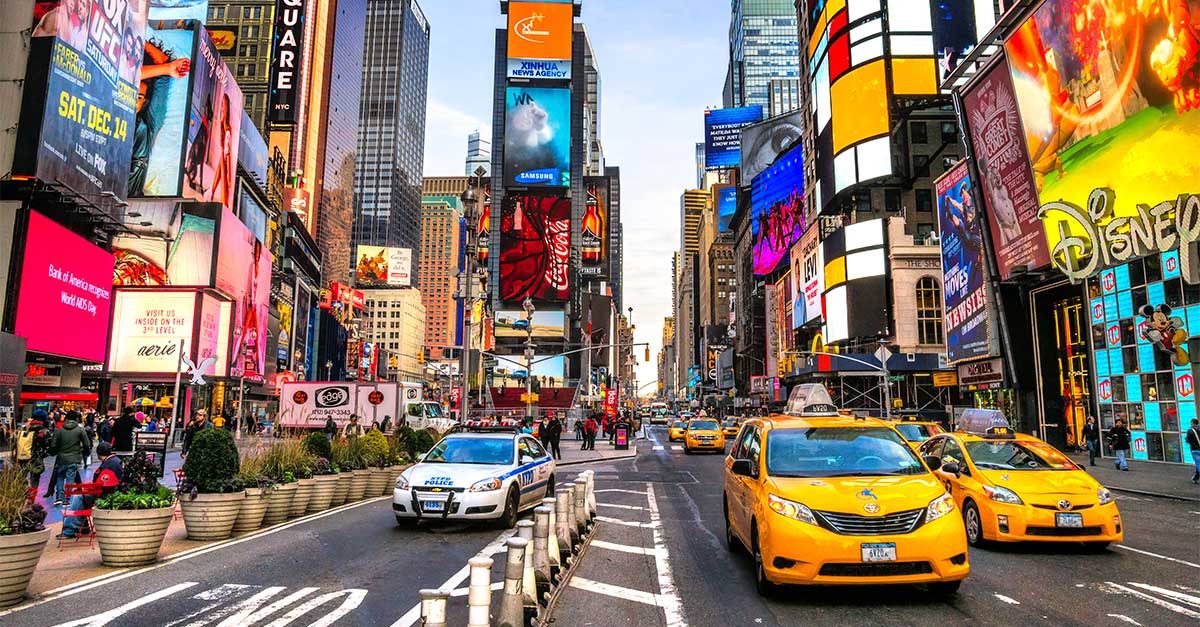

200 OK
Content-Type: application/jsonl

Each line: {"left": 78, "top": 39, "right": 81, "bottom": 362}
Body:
{"left": 183, "top": 27, "right": 243, "bottom": 210}
{"left": 129, "top": 20, "right": 194, "bottom": 198}
{"left": 216, "top": 208, "right": 270, "bottom": 382}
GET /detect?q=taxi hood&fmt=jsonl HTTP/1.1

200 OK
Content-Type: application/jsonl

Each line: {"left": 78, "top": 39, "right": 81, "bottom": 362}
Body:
{"left": 978, "top": 468, "right": 1098, "bottom": 496}
{"left": 765, "top": 474, "right": 944, "bottom": 514}
{"left": 403, "top": 462, "right": 511, "bottom": 490}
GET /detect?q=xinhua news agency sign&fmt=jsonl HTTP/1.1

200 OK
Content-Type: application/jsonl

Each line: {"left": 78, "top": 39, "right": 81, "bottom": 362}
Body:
{"left": 1039, "top": 188, "right": 1200, "bottom": 284}
{"left": 507, "top": 59, "right": 571, "bottom": 80}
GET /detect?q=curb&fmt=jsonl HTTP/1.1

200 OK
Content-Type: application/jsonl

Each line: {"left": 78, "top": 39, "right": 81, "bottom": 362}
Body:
{"left": 1107, "top": 485, "right": 1199, "bottom": 503}
{"left": 556, "top": 451, "right": 638, "bottom": 467}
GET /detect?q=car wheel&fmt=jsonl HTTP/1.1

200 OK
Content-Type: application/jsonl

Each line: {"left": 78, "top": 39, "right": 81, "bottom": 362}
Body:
{"left": 751, "top": 522, "right": 779, "bottom": 597}
{"left": 684, "top": 446, "right": 692, "bottom": 454}
{"left": 545, "top": 474, "right": 556, "bottom": 499}
{"left": 498, "top": 487, "right": 520, "bottom": 529}
{"left": 928, "top": 580, "right": 962, "bottom": 596}
{"left": 963, "top": 500, "right": 985, "bottom": 547}
{"left": 723, "top": 497, "right": 739, "bottom": 553}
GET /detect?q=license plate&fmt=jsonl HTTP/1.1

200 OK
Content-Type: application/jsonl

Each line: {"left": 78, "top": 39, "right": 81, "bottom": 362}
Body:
{"left": 1055, "top": 512, "right": 1083, "bottom": 528}
{"left": 421, "top": 501, "right": 445, "bottom": 512}
{"left": 861, "top": 543, "right": 897, "bottom": 562}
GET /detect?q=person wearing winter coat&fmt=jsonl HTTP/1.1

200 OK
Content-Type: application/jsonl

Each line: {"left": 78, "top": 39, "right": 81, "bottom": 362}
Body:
{"left": 49, "top": 411, "right": 92, "bottom": 507}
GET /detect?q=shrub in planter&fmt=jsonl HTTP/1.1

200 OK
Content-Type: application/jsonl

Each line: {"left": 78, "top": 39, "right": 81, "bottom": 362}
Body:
{"left": 261, "top": 441, "right": 310, "bottom": 525}
{"left": 329, "top": 439, "right": 353, "bottom": 506}
{"left": 288, "top": 445, "right": 317, "bottom": 518}
{"left": 303, "top": 432, "right": 332, "bottom": 460}
{"left": 0, "top": 465, "right": 49, "bottom": 608}
{"left": 233, "top": 449, "right": 272, "bottom": 534}
{"left": 93, "top": 451, "right": 175, "bottom": 567}
{"left": 178, "top": 429, "right": 245, "bottom": 541}
{"left": 413, "top": 429, "right": 436, "bottom": 458}
{"left": 306, "top": 458, "right": 339, "bottom": 513}
{"left": 359, "top": 430, "right": 392, "bottom": 497}
{"left": 344, "top": 438, "right": 370, "bottom": 501}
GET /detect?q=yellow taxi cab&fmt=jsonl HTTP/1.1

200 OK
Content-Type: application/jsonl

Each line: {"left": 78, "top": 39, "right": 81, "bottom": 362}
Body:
{"left": 890, "top": 418, "right": 947, "bottom": 452}
{"left": 918, "top": 409, "right": 1122, "bottom": 550}
{"left": 723, "top": 384, "right": 968, "bottom": 596}
{"left": 668, "top": 419, "right": 689, "bottom": 442}
{"left": 685, "top": 418, "right": 726, "bottom": 453}
{"left": 721, "top": 418, "right": 741, "bottom": 438}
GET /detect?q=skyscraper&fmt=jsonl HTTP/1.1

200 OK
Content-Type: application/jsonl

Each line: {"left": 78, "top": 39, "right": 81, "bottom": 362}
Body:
{"left": 680, "top": 189, "right": 707, "bottom": 257}
{"left": 464, "top": 131, "right": 491, "bottom": 176}
{"left": 728, "top": 0, "right": 799, "bottom": 109}
{"left": 419, "top": 183, "right": 465, "bottom": 360}
{"left": 353, "top": 0, "right": 431, "bottom": 260}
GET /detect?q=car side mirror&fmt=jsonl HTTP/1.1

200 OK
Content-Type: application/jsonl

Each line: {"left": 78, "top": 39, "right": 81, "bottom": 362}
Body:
{"left": 730, "top": 459, "right": 756, "bottom": 478}
{"left": 520, "top": 455, "right": 535, "bottom": 465}
{"left": 941, "top": 462, "right": 961, "bottom": 477}
{"left": 923, "top": 455, "right": 942, "bottom": 471}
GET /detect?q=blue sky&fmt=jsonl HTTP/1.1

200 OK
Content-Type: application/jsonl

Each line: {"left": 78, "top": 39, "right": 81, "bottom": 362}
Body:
{"left": 419, "top": 0, "right": 729, "bottom": 389}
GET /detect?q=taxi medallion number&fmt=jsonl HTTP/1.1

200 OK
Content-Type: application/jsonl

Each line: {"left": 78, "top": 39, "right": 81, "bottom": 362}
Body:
{"left": 860, "top": 542, "right": 896, "bottom": 562}
{"left": 1055, "top": 512, "right": 1083, "bottom": 528}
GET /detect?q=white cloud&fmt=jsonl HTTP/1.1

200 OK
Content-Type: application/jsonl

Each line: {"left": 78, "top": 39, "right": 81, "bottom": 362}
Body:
{"left": 423, "top": 97, "right": 486, "bottom": 176}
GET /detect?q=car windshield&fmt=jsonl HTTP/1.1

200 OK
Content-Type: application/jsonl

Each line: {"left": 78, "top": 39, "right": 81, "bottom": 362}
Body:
{"left": 895, "top": 423, "right": 940, "bottom": 442}
{"left": 722, "top": 420, "right": 737, "bottom": 427}
{"left": 765, "top": 427, "right": 926, "bottom": 477}
{"left": 689, "top": 420, "right": 720, "bottom": 431}
{"left": 423, "top": 438, "right": 513, "bottom": 465}
{"left": 672, "top": 421, "right": 688, "bottom": 429}
{"left": 964, "top": 440, "right": 1076, "bottom": 471}
{"left": 425, "top": 404, "right": 442, "bottom": 418}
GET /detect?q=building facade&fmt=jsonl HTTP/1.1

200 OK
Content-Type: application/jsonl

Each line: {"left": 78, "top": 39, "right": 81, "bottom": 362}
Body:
{"left": 465, "top": 130, "right": 491, "bottom": 176}
{"left": 362, "top": 288, "right": 427, "bottom": 381}
{"left": 419, "top": 194, "right": 464, "bottom": 361}
{"left": 206, "top": 1, "right": 276, "bottom": 128}
{"left": 728, "top": 0, "right": 799, "bottom": 109}
{"left": 767, "top": 78, "right": 801, "bottom": 117}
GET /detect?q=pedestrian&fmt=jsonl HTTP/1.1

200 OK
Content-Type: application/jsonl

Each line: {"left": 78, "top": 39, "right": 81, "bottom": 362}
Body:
{"left": 343, "top": 415, "right": 365, "bottom": 439}
{"left": 1109, "top": 418, "right": 1132, "bottom": 471}
{"left": 212, "top": 410, "right": 226, "bottom": 430}
{"left": 574, "top": 417, "right": 583, "bottom": 441}
{"left": 49, "top": 410, "right": 91, "bottom": 507}
{"left": 380, "top": 415, "right": 392, "bottom": 433}
{"left": 15, "top": 410, "right": 52, "bottom": 489}
{"left": 1186, "top": 419, "right": 1200, "bottom": 485}
{"left": 544, "top": 414, "right": 563, "bottom": 460}
{"left": 97, "top": 416, "right": 114, "bottom": 446}
{"left": 583, "top": 413, "right": 599, "bottom": 451}
{"left": 111, "top": 406, "right": 140, "bottom": 454}
{"left": 323, "top": 415, "right": 338, "bottom": 441}
{"left": 59, "top": 442, "right": 123, "bottom": 539}
{"left": 146, "top": 416, "right": 159, "bottom": 433}
{"left": 181, "top": 410, "right": 213, "bottom": 457}
{"left": 1081, "top": 416, "right": 1100, "bottom": 466}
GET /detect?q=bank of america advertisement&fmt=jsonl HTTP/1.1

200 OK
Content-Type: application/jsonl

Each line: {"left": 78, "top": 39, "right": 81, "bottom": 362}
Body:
{"left": 503, "top": 87, "right": 571, "bottom": 187}
{"left": 936, "top": 161, "right": 990, "bottom": 363}
{"left": 17, "top": 1, "right": 149, "bottom": 205}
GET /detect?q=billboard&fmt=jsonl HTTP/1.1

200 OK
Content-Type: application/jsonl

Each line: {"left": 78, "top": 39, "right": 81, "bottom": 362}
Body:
{"left": 936, "top": 161, "right": 990, "bottom": 363}
{"left": 703, "top": 106, "right": 763, "bottom": 170}
{"left": 216, "top": 208, "right": 271, "bottom": 381}
{"left": 507, "top": 59, "right": 571, "bottom": 80}
{"left": 791, "top": 223, "right": 824, "bottom": 327}
{"left": 714, "top": 185, "right": 737, "bottom": 233}
{"left": 112, "top": 201, "right": 219, "bottom": 287}
{"left": 504, "top": 87, "right": 571, "bottom": 187}
{"left": 495, "top": 310, "right": 567, "bottom": 338}
{"left": 268, "top": 0, "right": 306, "bottom": 124}
{"left": 17, "top": 1, "right": 148, "bottom": 206}
{"left": 750, "top": 143, "right": 806, "bottom": 275}
{"left": 821, "top": 219, "right": 889, "bottom": 344}
{"left": 237, "top": 109, "right": 268, "bottom": 184}
{"left": 499, "top": 195, "right": 570, "bottom": 302}
{"left": 196, "top": 292, "right": 231, "bottom": 378}
{"left": 764, "top": 284, "right": 779, "bottom": 377}
{"left": 581, "top": 177, "right": 609, "bottom": 278}
{"left": 14, "top": 211, "right": 115, "bottom": 363}
{"left": 962, "top": 55, "right": 1049, "bottom": 280}
{"left": 354, "top": 246, "right": 413, "bottom": 287}
{"left": 506, "top": 1, "right": 573, "bottom": 62}
{"left": 149, "top": 0, "right": 208, "bottom": 20}
{"left": 739, "top": 110, "right": 803, "bottom": 183}
{"left": 107, "top": 290, "right": 198, "bottom": 373}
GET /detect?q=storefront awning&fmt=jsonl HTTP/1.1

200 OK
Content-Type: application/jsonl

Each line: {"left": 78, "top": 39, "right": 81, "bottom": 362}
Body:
{"left": 21, "top": 387, "right": 98, "bottom": 402}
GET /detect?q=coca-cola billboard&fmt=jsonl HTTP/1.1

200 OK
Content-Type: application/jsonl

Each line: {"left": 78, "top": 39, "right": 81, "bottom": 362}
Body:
{"left": 499, "top": 194, "right": 570, "bottom": 302}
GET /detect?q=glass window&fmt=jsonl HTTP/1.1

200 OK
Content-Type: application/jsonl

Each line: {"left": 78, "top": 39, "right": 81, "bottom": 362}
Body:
{"left": 764, "top": 427, "right": 924, "bottom": 477}
{"left": 915, "top": 189, "right": 933, "bottom": 212}
{"left": 913, "top": 156, "right": 930, "bottom": 178}
{"left": 524, "top": 438, "right": 548, "bottom": 458}
{"left": 963, "top": 440, "right": 1076, "bottom": 470}
{"left": 424, "top": 437, "right": 513, "bottom": 465}
{"left": 919, "top": 437, "right": 944, "bottom": 459}
{"left": 941, "top": 122, "right": 958, "bottom": 143}
{"left": 916, "top": 277, "right": 944, "bottom": 345}
{"left": 940, "top": 438, "right": 966, "bottom": 466}
{"left": 910, "top": 122, "right": 928, "bottom": 144}
{"left": 885, "top": 189, "right": 901, "bottom": 212}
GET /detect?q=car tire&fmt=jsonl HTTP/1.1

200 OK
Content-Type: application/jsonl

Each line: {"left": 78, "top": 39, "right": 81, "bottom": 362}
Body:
{"left": 751, "top": 522, "right": 780, "bottom": 597}
{"left": 963, "top": 500, "right": 985, "bottom": 547}
{"left": 723, "top": 497, "right": 739, "bottom": 553}
{"left": 498, "top": 487, "right": 520, "bottom": 529}
{"left": 684, "top": 446, "right": 692, "bottom": 454}
{"left": 928, "top": 580, "right": 962, "bottom": 596}
{"left": 545, "top": 474, "right": 556, "bottom": 499}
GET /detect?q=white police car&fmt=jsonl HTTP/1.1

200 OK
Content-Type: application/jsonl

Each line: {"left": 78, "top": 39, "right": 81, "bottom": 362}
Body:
{"left": 393, "top": 430, "right": 556, "bottom": 527}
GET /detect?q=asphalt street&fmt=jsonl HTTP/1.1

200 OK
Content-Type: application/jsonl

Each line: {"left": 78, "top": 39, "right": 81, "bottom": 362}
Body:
{"left": 552, "top": 426, "right": 1200, "bottom": 627}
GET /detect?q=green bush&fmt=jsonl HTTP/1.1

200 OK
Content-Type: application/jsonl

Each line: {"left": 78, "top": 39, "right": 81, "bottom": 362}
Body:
{"left": 237, "top": 449, "right": 273, "bottom": 489}
{"left": 95, "top": 486, "right": 175, "bottom": 510}
{"left": 394, "top": 426, "right": 418, "bottom": 459}
{"left": 360, "top": 430, "right": 390, "bottom": 468}
{"left": 181, "top": 428, "right": 241, "bottom": 494}
{"left": 262, "top": 439, "right": 315, "bottom": 483}
{"left": 0, "top": 465, "right": 45, "bottom": 536}
{"left": 303, "top": 432, "right": 332, "bottom": 460}
{"left": 413, "top": 430, "right": 435, "bottom": 458}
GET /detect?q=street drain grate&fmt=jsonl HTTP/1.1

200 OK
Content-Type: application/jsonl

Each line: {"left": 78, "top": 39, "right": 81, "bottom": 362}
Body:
{"left": 591, "top": 471, "right": 698, "bottom": 484}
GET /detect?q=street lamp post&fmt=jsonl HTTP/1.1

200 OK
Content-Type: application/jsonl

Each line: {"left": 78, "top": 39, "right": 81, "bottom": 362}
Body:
{"left": 459, "top": 167, "right": 486, "bottom": 422}
{"left": 325, "top": 360, "right": 333, "bottom": 381}
{"left": 522, "top": 298, "right": 536, "bottom": 423}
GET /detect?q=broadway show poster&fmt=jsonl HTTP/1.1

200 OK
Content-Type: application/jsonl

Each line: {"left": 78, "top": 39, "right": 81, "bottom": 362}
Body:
{"left": 182, "top": 26, "right": 243, "bottom": 210}
{"left": 936, "top": 161, "right": 990, "bottom": 363}
{"left": 23, "top": 0, "right": 148, "bottom": 205}
{"left": 963, "top": 55, "right": 1049, "bottom": 280}
{"left": 499, "top": 195, "right": 570, "bottom": 302}
{"left": 503, "top": 87, "right": 571, "bottom": 187}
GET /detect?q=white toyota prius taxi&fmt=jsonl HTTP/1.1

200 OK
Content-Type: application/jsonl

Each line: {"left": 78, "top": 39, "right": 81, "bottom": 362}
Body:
{"left": 393, "top": 430, "right": 557, "bottom": 527}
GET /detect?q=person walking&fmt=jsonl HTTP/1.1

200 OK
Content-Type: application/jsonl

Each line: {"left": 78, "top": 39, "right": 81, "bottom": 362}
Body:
{"left": 15, "top": 410, "right": 51, "bottom": 489}
{"left": 1186, "top": 419, "right": 1200, "bottom": 485}
{"left": 1082, "top": 415, "right": 1101, "bottom": 467}
{"left": 59, "top": 442, "right": 123, "bottom": 539}
{"left": 583, "top": 413, "right": 599, "bottom": 451}
{"left": 97, "top": 416, "right": 114, "bottom": 447}
{"left": 343, "top": 415, "right": 365, "bottom": 439}
{"left": 181, "top": 410, "right": 213, "bottom": 457}
{"left": 1109, "top": 418, "right": 1132, "bottom": 471}
{"left": 49, "top": 410, "right": 91, "bottom": 507}
{"left": 111, "top": 406, "right": 140, "bottom": 454}
{"left": 323, "top": 416, "right": 339, "bottom": 441}
{"left": 544, "top": 414, "right": 563, "bottom": 460}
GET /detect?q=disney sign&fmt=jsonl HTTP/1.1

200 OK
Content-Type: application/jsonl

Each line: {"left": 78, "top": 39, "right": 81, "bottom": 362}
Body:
{"left": 1039, "top": 188, "right": 1200, "bottom": 284}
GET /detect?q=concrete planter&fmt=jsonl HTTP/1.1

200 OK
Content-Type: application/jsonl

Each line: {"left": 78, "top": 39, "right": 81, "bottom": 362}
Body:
{"left": 330, "top": 473, "right": 351, "bottom": 507}
{"left": 262, "top": 482, "right": 297, "bottom": 526}
{"left": 307, "top": 475, "right": 338, "bottom": 513}
{"left": 93, "top": 506, "right": 174, "bottom": 567}
{"left": 0, "top": 528, "right": 50, "bottom": 608}
{"left": 288, "top": 479, "right": 316, "bottom": 518}
{"left": 180, "top": 491, "right": 246, "bottom": 541}
{"left": 233, "top": 487, "right": 270, "bottom": 534}
{"left": 346, "top": 470, "right": 369, "bottom": 502}
{"left": 366, "top": 468, "right": 391, "bottom": 497}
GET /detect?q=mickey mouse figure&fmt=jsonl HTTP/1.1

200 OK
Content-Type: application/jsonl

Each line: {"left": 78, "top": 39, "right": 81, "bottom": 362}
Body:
{"left": 1138, "top": 304, "right": 1190, "bottom": 367}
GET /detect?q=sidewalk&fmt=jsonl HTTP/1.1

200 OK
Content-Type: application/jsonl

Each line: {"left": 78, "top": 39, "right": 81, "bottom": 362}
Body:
{"left": 1068, "top": 452, "right": 1200, "bottom": 502}
{"left": 555, "top": 432, "right": 643, "bottom": 466}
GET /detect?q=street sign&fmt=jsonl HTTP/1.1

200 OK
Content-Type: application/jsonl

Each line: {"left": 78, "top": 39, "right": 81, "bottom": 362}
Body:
{"left": 887, "top": 375, "right": 904, "bottom": 382}
{"left": 932, "top": 372, "right": 958, "bottom": 387}
{"left": 874, "top": 346, "right": 893, "bottom": 365}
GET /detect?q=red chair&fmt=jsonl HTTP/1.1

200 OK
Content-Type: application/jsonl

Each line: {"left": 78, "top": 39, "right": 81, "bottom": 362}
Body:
{"left": 59, "top": 483, "right": 103, "bottom": 549}
{"left": 25, "top": 487, "right": 37, "bottom": 507}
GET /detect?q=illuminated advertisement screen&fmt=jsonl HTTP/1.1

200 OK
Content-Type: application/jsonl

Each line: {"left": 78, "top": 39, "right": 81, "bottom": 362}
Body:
{"left": 506, "top": 2, "right": 573, "bottom": 62}
{"left": 821, "top": 219, "right": 889, "bottom": 344}
{"left": 17, "top": 1, "right": 147, "bottom": 206}
{"left": 936, "top": 161, "right": 990, "bottom": 363}
{"left": 355, "top": 246, "right": 413, "bottom": 287}
{"left": 148, "top": 0, "right": 208, "bottom": 20}
{"left": 499, "top": 194, "right": 570, "bottom": 302}
{"left": 113, "top": 201, "right": 219, "bottom": 287}
{"left": 790, "top": 224, "right": 824, "bottom": 327}
{"left": 107, "top": 290, "right": 198, "bottom": 373}
{"left": 503, "top": 87, "right": 571, "bottom": 187}
{"left": 495, "top": 310, "right": 566, "bottom": 338}
{"left": 215, "top": 207, "right": 271, "bottom": 381}
{"left": 581, "top": 177, "right": 609, "bottom": 279}
{"left": 715, "top": 185, "right": 737, "bottom": 233}
{"left": 703, "top": 106, "right": 763, "bottom": 170}
{"left": 750, "top": 143, "right": 806, "bottom": 275}
{"left": 14, "top": 211, "right": 116, "bottom": 363}
{"left": 196, "top": 292, "right": 231, "bottom": 378}
{"left": 739, "top": 110, "right": 803, "bottom": 184}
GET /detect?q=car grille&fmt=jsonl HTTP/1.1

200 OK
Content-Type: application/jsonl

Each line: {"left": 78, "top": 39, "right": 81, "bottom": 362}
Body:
{"left": 1025, "top": 526, "right": 1103, "bottom": 537}
{"left": 414, "top": 486, "right": 465, "bottom": 493}
{"left": 814, "top": 508, "right": 925, "bottom": 536}
{"left": 1032, "top": 503, "right": 1094, "bottom": 511}
{"left": 818, "top": 561, "right": 933, "bottom": 577}
{"left": 695, "top": 435, "right": 717, "bottom": 441}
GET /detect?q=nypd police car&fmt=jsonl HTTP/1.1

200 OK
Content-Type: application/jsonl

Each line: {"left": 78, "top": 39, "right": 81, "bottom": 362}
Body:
{"left": 393, "top": 429, "right": 556, "bottom": 527}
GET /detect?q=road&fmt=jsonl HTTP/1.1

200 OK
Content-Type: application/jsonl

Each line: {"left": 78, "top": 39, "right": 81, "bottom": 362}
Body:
{"left": 553, "top": 426, "right": 1200, "bottom": 627}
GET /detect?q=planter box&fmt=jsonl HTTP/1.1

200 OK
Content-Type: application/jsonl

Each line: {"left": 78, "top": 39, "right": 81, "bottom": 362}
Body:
{"left": 330, "top": 473, "right": 351, "bottom": 507}
{"left": 180, "top": 491, "right": 246, "bottom": 541}
{"left": 307, "top": 475, "right": 338, "bottom": 513}
{"left": 366, "top": 468, "right": 391, "bottom": 497}
{"left": 93, "top": 506, "right": 174, "bottom": 567}
{"left": 262, "top": 483, "right": 297, "bottom": 526}
{"left": 346, "top": 470, "right": 369, "bottom": 502}
{"left": 233, "top": 487, "right": 270, "bottom": 534}
{"left": 288, "top": 479, "right": 315, "bottom": 518}
{"left": 0, "top": 528, "right": 51, "bottom": 609}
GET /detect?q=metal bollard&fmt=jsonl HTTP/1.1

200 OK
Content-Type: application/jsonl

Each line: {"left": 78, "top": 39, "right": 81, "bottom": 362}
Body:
{"left": 467, "top": 556, "right": 493, "bottom": 627}
{"left": 516, "top": 519, "right": 537, "bottom": 609}
{"left": 496, "top": 538, "right": 528, "bottom": 627}
{"left": 558, "top": 488, "right": 578, "bottom": 548}
{"left": 541, "top": 497, "right": 561, "bottom": 571}
{"left": 573, "top": 478, "right": 588, "bottom": 536}
{"left": 419, "top": 588, "right": 449, "bottom": 627}
{"left": 533, "top": 505, "right": 553, "bottom": 596}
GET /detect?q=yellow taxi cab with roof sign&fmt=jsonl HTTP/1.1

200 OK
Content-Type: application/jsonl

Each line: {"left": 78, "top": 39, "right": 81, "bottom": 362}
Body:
{"left": 668, "top": 419, "right": 688, "bottom": 442}
{"left": 889, "top": 416, "right": 947, "bottom": 452}
{"left": 684, "top": 417, "right": 726, "bottom": 453}
{"left": 918, "top": 409, "right": 1122, "bottom": 549}
{"left": 723, "top": 384, "right": 969, "bottom": 596}
{"left": 721, "top": 418, "right": 741, "bottom": 438}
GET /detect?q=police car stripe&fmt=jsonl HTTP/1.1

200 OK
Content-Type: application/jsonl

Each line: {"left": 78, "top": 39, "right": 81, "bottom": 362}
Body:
{"left": 498, "top": 457, "right": 553, "bottom": 480}
{"left": 520, "top": 480, "right": 548, "bottom": 494}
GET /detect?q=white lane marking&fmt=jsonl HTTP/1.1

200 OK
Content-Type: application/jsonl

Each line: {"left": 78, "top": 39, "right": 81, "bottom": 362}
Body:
{"left": 448, "top": 581, "right": 504, "bottom": 598}
{"left": 51, "top": 582, "right": 200, "bottom": 627}
{"left": 1107, "top": 615, "right": 1142, "bottom": 626}
{"left": 646, "top": 482, "right": 686, "bottom": 627}
{"left": 211, "top": 587, "right": 293, "bottom": 627}
{"left": 1115, "top": 545, "right": 1200, "bottom": 569}
{"left": 993, "top": 593, "right": 1021, "bottom": 605}
{"left": 262, "top": 588, "right": 367, "bottom": 627}
{"left": 163, "top": 585, "right": 256, "bottom": 627}
{"left": 1126, "top": 583, "right": 1200, "bottom": 609}
{"left": 653, "top": 446, "right": 665, "bottom": 451}
{"left": 598, "top": 502, "right": 645, "bottom": 511}
{"left": 591, "top": 539, "right": 662, "bottom": 556}
{"left": 218, "top": 588, "right": 319, "bottom": 627}
{"left": 595, "top": 489, "right": 649, "bottom": 495}
{"left": 390, "top": 528, "right": 517, "bottom": 627}
{"left": 569, "top": 576, "right": 664, "bottom": 607}
{"left": 671, "top": 445, "right": 682, "bottom": 451}
{"left": 1104, "top": 582, "right": 1200, "bottom": 619}
{"left": 596, "top": 515, "right": 659, "bottom": 529}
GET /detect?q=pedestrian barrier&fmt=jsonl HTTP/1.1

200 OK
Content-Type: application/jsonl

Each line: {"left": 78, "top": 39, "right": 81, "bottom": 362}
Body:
{"left": 515, "top": 520, "right": 537, "bottom": 611}
{"left": 419, "top": 588, "right": 449, "bottom": 627}
{"left": 467, "top": 556, "right": 493, "bottom": 627}
{"left": 540, "top": 497, "right": 561, "bottom": 573}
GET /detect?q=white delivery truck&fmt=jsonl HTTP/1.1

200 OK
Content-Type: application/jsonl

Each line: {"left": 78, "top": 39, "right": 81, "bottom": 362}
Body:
{"left": 279, "top": 381, "right": 453, "bottom": 432}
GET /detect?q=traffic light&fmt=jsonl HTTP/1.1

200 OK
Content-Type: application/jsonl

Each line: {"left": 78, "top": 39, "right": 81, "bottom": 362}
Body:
{"left": 418, "top": 348, "right": 426, "bottom": 365}
{"left": 645, "top": 345, "right": 650, "bottom": 361}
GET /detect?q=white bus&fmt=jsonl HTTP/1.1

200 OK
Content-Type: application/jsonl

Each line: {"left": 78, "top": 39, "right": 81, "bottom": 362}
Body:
{"left": 648, "top": 402, "right": 670, "bottom": 425}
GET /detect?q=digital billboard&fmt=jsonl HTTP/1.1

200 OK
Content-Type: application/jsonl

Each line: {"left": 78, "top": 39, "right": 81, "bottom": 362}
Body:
{"left": 821, "top": 219, "right": 889, "bottom": 344}
{"left": 581, "top": 177, "right": 609, "bottom": 278}
{"left": 790, "top": 224, "right": 824, "bottom": 328}
{"left": 495, "top": 310, "right": 567, "bottom": 338}
{"left": 703, "top": 106, "right": 763, "bottom": 170}
{"left": 499, "top": 195, "right": 570, "bottom": 302}
{"left": 14, "top": 211, "right": 115, "bottom": 363}
{"left": 714, "top": 185, "right": 737, "bottom": 233}
{"left": 506, "top": 2, "right": 573, "bottom": 62}
{"left": 504, "top": 87, "right": 571, "bottom": 187}
{"left": 750, "top": 143, "right": 805, "bottom": 275}
{"left": 936, "top": 161, "right": 990, "bottom": 363}
{"left": 268, "top": 0, "right": 306, "bottom": 124}
{"left": 182, "top": 23, "right": 244, "bottom": 210}
{"left": 112, "top": 201, "right": 219, "bottom": 287}
{"left": 739, "top": 110, "right": 803, "bottom": 184}
{"left": 16, "top": 1, "right": 148, "bottom": 206}
{"left": 196, "top": 292, "right": 231, "bottom": 378}
{"left": 128, "top": 20, "right": 194, "bottom": 198}
{"left": 107, "top": 290, "right": 198, "bottom": 373}
{"left": 149, "top": 0, "right": 208, "bottom": 20}
{"left": 215, "top": 208, "right": 271, "bottom": 381}
{"left": 354, "top": 246, "right": 412, "bottom": 287}
{"left": 237, "top": 109, "right": 268, "bottom": 184}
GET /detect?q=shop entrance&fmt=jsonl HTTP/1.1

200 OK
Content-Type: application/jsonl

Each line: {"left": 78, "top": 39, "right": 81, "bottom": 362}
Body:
{"left": 1031, "top": 282, "right": 1091, "bottom": 450}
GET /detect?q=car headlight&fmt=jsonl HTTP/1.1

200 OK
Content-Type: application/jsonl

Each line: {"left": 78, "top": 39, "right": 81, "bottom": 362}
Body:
{"left": 982, "top": 484, "right": 1023, "bottom": 505}
{"left": 925, "top": 493, "right": 955, "bottom": 523}
{"left": 1097, "top": 487, "right": 1114, "bottom": 505}
{"left": 469, "top": 478, "right": 502, "bottom": 492}
{"left": 767, "top": 494, "right": 818, "bottom": 526}
{"left": 395, "top": 475, "right": 410, "bottom": 490}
